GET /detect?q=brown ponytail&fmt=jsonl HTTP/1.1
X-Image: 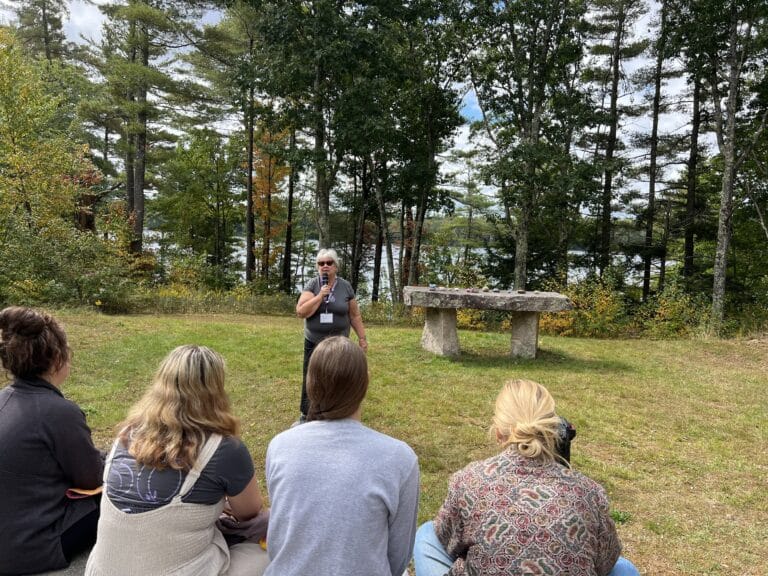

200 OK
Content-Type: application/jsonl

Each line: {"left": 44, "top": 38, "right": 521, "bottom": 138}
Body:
{"left": 307, "top": 336, "right": 368, "bottom": 421}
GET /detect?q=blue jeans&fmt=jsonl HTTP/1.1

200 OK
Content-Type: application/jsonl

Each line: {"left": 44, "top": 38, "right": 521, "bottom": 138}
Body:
{"left": 413, "top": 521, "right": 641, "bottom": 576}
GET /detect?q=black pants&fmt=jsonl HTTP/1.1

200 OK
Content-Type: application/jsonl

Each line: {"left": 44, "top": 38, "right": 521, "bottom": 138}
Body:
{"left": 61, "top": 502, "right": 100, "bottom": 562}
{"left": 300, "top": 338, "right": 318, "bottom": 417}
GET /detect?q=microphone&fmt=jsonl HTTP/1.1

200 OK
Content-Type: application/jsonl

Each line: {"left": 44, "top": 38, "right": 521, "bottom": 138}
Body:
{"left": 322, "top": 273, "right": 329, "bottom": 286}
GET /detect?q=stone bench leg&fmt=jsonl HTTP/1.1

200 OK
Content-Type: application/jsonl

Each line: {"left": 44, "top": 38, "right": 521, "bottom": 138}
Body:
{"left": 421, "top": 308, "right": 460, "bottom": 356}
{"left": 509, "top": 311, "right": 539, "bottom": 358}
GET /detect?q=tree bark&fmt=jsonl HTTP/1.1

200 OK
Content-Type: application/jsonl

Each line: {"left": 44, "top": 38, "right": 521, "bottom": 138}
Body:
{"left": 314, "top": 60, "right": 330, "bottom": 249}
{"left": 374, "top": 157, "right": 398, "bottom": 303}
{"left": 372, "top": 222, "right": 383, "bottom": 302}
{"left": 130, "top": 27, "right": 149, "bottom": 255}
{"left": 710, "top": 6, "right": 741, "bottom": 331}
{"left": 282, "top": 130, "right": 296, "bottom": 294}
{"left": 642, "top": 1, "right": 666, "bottom": 301}
{"left": 245, "top": 76, "right": 256, "bottom": 283}
{"left": 683, "top": 77, "right": 701, "bottom": 279}
{"left": 598, "top": 0, "right": 627, "bottom": 275}
{"left": 514, "top": 200, "right": 531, "bottom": 290}
{"left": 351, "top": 158, "right": 368, "bottom": 292}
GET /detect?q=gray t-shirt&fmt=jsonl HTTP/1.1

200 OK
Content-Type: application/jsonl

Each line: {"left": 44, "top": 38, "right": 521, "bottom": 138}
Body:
{"left": 303, "top": 276, "right": 356, "bottom": 343}
{"left": 265, "top": 419, "right": 420, "bottom": 576}
{"left": 106, "top": 435, "right": 254, "bottom": 513}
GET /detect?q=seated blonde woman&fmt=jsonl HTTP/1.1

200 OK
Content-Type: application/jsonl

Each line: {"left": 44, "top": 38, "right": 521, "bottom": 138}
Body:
{"left": 86, "top": 345, "right": 268, "bottom": 576}
{"left": 413, "top": 379, "right": 640, "bottom": 576}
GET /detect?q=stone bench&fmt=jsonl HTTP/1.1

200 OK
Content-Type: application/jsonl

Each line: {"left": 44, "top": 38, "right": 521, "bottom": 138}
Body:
{"left": 403, "top": 286, "right": 573, "bottom": 359}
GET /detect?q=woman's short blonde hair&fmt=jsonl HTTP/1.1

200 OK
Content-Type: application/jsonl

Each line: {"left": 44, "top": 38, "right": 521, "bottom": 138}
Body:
{"left": 490, "top": 379, "right": 563, "bottom": 463}
{"left": 315, "top": 248, "right": 339, "bottom": 268}
{"left": 119, "top": 345, "right": 239, "bottom": 470}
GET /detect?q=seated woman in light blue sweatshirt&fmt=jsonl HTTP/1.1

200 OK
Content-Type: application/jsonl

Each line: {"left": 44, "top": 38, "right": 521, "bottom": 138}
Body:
{"left": 264, "top": 336, "right": 419, "bottom": 576}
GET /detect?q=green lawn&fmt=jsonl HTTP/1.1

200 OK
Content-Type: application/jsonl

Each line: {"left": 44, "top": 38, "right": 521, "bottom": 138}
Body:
{"left": 53, "top": 310, "right": 767, "bottom": 575}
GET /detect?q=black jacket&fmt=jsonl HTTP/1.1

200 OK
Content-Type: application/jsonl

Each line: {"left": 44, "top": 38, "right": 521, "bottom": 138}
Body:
{"left": 0, "top": 376, "right": 103, "bottom": 574}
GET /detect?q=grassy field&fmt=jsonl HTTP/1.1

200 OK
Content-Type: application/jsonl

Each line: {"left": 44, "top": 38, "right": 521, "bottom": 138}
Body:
{"left": 49, "top": 310, "right": 766, "bottom": 575}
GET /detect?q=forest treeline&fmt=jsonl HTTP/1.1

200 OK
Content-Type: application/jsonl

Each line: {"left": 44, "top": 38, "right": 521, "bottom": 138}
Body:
{"left": 0, "top": 0, "right": 767, "bottom": 336}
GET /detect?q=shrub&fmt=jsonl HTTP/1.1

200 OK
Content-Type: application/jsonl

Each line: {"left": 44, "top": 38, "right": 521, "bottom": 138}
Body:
{"left": 128, "top": 285, "right": 296, "bottom": 316}
{"left": 359, "top": 301, "right": 423, "bottom": 327}
{"left": 539, "top": 278, "right": 629, "bottom": 338}
{"left": 633, "top": 283, "right": 709, "bottom": 338}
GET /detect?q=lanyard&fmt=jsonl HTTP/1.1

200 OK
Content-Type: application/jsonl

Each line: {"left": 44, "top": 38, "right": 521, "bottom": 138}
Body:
{"left": 323, "top": 279, "right": 337, "bottom": 309}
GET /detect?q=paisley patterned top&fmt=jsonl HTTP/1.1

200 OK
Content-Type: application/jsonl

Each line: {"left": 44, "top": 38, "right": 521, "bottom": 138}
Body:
{"left": 434, "top": 449, "right": 621, "bottom": 576}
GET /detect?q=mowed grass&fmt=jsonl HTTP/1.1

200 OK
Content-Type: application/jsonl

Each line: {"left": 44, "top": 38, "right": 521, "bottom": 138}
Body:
{"left": 51, "top": 310, "right": 766, "bottom": 575}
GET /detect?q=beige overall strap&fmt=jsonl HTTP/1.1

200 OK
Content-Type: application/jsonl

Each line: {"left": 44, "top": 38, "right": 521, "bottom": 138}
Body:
{"left": 178, "top": 434, "right": 223, "bottom": 497}
{"left": 101, "top": 438, "right": 122, "bottom": 483}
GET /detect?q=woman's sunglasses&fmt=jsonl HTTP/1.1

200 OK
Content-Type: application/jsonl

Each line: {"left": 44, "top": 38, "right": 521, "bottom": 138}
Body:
{"left": 317, "top": 260, "right": 335, "bottom": 267}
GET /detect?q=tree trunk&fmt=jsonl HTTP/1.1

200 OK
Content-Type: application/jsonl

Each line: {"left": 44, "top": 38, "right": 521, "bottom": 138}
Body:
{"left": 408, "top": 189, "right": 428, "bottom": 286}
{"left": 245, "top": 81, "right": 255, "bottom": 282}
{"left": 351, "top": 157, "right": 368, "bottom": 292}
{"left": 314, "top": 61, "right": 330, "bottom": 248}
{"left": 710, "top": 7, "right": 740, "bottom": 331}
{"left": 372, "top": 222, "right": 383, "bottom": 302}
{"left": 514, "top": 200, "right": 531, "bottom": 290}
{"left": 282, "top": 130, "right": 296, "bottom": 294}
{"left": 642, "top": 1, "right": 666, "bottom": 301}
{"left": 464, "top": 199, "right": 473, "bottom": 265}
{"left": 125, "top": 134, "right": 135, "bottom": 216}
{"left": 598, "top": 1, "right": 627, "bottom": 275}
{"left": 658, "top": 201, "right": 670, "bottom": 293}
{"left": 374, "top": 157, "right": 398, "bottom": 303}
{"left": 401, "top": 205, "right": 414, "bottom": 291}
{"left": 261, "top": 151, "right": 272, "bottom": 280}
{"left": 130, "top": 27, "right": 149, "bottom": 255}
{"left": 683, "top": 76, "right": 701, "bottom": 279}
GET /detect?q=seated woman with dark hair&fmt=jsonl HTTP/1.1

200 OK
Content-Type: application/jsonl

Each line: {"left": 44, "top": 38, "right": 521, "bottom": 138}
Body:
{"left": 414, "top": 379, "right": 641, "bottom": 576}
{"left": 264, "top": 336, "right": 419, "bottom": 576}
{"left": 0, "top": 306, "right": 104, "bottom": 575}
{"left": 85, "top": 345, "right": 268, "bottom": 576}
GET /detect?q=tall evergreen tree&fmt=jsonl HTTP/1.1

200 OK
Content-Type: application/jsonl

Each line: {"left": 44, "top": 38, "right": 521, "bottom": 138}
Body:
{"left": 9, "top": 0, "right": 69, "bottom": 62}
{"left": 583, "top": 0, "right": 648, "bottom": 276}
{"left": 464, "top": 0, "right": 589, "bottom": 289}
{"left": 701, "top": 0, "right": 768, "bottom": 330}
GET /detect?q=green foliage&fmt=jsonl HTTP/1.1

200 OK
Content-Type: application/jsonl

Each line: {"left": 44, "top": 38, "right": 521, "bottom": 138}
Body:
{"left": 611, "top": 510, "right": 632, "bottom": 525}
{"left": 128, "top": 284, "right": 296, "bottom": 316}
{"left": 540, "top": 277, "right": 629, "bottom": 337}
{"left": 152, "top": 130, "right": 244, "bottom": 289}
{"left": 358, "top": 301, "right": 424, "bottom": 327}
{"left": 0, "top": 29, "right": 135, "bottom": 311}
{"left": 633, "top": 281, "right": 710, "bottom": 338}
{"left": 0, "top": 213, "right": 133, "bottom": 310}
{"left": 0, "top": 29, "right": 79, "bottom": 227}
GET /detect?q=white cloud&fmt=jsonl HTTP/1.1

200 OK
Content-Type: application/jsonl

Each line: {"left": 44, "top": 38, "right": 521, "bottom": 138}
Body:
{"left": 66, "top": 1, "right": 107, "bottom": 43}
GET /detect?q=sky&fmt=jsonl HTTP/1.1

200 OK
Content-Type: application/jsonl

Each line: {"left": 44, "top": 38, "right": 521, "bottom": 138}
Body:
{"left": 2, "top": 1, "right": 697, "bottom": 208}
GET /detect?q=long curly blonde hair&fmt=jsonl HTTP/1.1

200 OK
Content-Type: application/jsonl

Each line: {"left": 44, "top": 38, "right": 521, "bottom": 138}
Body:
{"left": 490, "top": 379, "right": 563, "bottom": 463}
{"left": 119, "top": 345, "right": 239, "bottom": 470}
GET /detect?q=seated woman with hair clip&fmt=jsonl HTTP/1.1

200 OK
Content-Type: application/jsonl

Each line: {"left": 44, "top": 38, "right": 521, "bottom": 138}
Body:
{"left": 85, "top": 345, "right": 268, "bottom": 576}
{"left": 264, "top": 336, "right": 419, "bottom": 576}
{"left": 413, "top": 379, "right": 641, "bottom": 576}
{"left": 0, "top": 306, "right": 104, "bottom": 575}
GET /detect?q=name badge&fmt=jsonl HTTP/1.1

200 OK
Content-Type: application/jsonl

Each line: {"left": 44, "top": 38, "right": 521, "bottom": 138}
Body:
{"left": 320, "top": 313, "right": 334, "bottom": 324}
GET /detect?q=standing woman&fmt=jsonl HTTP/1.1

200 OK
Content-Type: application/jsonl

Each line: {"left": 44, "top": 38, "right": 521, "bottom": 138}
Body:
{"left": 0, "top": 306, "right": 104, "bottom": 575}
{"left": 295, "top": 248, "right": 367, "bottom": 422}
{"left": 85, "top": 345, "right": 268, "bottom": 576}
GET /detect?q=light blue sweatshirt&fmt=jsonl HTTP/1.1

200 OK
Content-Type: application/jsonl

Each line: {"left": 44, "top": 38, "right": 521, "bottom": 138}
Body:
{"left": 265, "top": 418, "right": 420, "bottom": 576}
